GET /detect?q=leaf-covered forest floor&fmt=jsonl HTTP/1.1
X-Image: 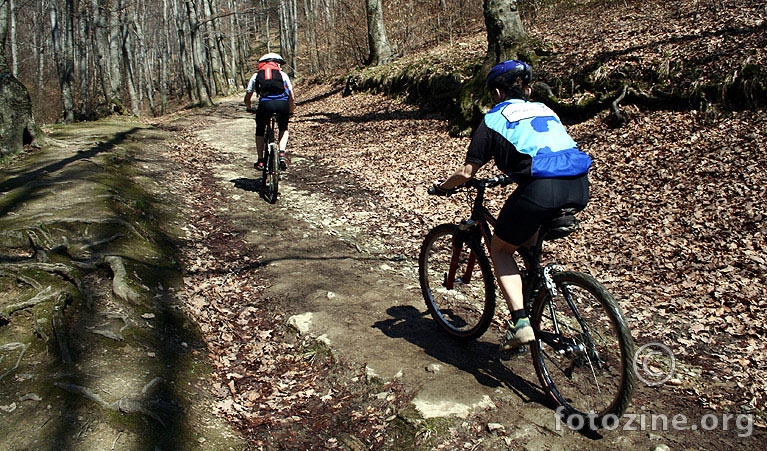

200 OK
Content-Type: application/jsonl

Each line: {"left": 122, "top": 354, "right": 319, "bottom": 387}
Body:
{"left": 154, "top": 0, "right": 767, "bottom": 448}
{"left": 3, "top": 0, "right": 763, "bottom": 450}
{"left": 157, "top": 0, "right": 767, "bottom": 448}
{"left": 289, "top": 0, "right": 767, "bottom": 421}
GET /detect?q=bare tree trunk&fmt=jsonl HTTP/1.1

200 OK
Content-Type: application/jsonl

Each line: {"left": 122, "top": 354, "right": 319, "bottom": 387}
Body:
{"left": 132, "top": 1, "right": 158, "bottom": 115}
{"left": 9, "top": 0, "right": 16, "bottom": 76}
{"left": 76, "top": 2, "right": 90, "bottom": 116}
{"left": 50, "top": 0, "right": 76, "bottom": 122}
{"left": 122, "top": 19, "right": 141, "bottom": 116}
{"left": 289, "top": 0, "right": 298, "bottom": 75}
{"left": 264, "top": 0, "right": 273, "bottom": 53}
{"left": 108, "top": 0, "right": 124, "bottom": 104}
{"left": 160, "top": 0, "right": 170, "bottom": 113}
{"left": 482, "top": 0, "right": 527, "bottom": 69}
{"left": 90, "top": 0, "right": 124, "bottom": 113}
{"left": 364, "top": 0, "right": 395, "bottom": 66}
{"left": 34, "top": 6, "right": 44, "bottom": 89}
{"left": 202, "top": 0, "right": 225, "bottom": 96}
{"left": 453, "top": 0, "right": 530, "bottom": 135}
{"left": 302, "top": 0, "right": 318, "bottom": 74}
{"left": 184, "top": 0, "right": 213, "bottom": 106}
{"left": 90, "top": 0, "right": 110, "bottom": 106}
{"left": 0, "top": 0, "right": 10, "bottom": 73}
{"left": 228, "top": 0, "right": 245, "bottom": 88}
{"left": 279, "top": 0, "right": 297, "bottom": 75}
{"left": 218, "top": 1, "right": 235, "bottom": 94}
{"left": 174, "top": 0, "right": 195, "bottom": 102}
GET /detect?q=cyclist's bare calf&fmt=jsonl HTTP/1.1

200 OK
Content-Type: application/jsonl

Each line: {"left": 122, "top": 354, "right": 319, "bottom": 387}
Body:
{"left": 277, "top": 129, "right": 289, "bottom": 153}
{"left": 490, "top": 233, "right": 528, "bottom": 314}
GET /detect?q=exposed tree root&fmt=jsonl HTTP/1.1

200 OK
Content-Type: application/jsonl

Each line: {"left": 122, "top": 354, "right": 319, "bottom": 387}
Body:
{"left": 1, "top": 286, "right": 60, "bottom": 317}
{"left": 0, "top": 342, "right": 29, "bottom": 381}
{"left": 104, "top": 255, "right": 144, "bottom": 303}
{"left": 533, "top": 81, "right": 680, "bottom": 127}
{"left": 54, "top": 379, "right": 165, "bottom": 425}
{"left": 51, "top": 293, "right": 73, "bottom": 363}
{"left": 612, "top": 85, "right": 629, "bottom": 126}
{"left": 82, "top": 233, "right": 125, "bottom": 251}
{"left": 90, "top": 313, "right": 130, "bottom": 341}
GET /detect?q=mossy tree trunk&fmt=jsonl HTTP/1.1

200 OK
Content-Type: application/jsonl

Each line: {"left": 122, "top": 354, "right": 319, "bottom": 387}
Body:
{"left": 0, "top": 0, "right": 42, "bottom": 155}
{"left": 454, "top": 0, "right": 530, "bottom": 136}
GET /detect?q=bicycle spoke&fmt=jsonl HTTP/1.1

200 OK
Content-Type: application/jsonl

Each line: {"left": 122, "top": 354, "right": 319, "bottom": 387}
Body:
{"left": 263, "top": 144, "right": 279, "bottom": 203}
{"left": 531, "top": 271, "right": 634, "bottom": 422}
{"left": 419, "top": 224, "right": 495, "bottom": 340}
{"left": 421, "top": 176, "right": 634, "bottom": 428}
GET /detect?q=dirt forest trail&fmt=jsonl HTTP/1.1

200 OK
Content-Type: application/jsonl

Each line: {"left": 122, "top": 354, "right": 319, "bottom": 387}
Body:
{"left": 164, "top": 84, "right": 765, "bottom": 449}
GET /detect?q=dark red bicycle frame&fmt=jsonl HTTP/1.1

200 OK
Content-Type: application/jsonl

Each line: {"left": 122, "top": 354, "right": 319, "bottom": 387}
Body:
{"left": 443, "top": 205, "right": 496, "bottom": 290}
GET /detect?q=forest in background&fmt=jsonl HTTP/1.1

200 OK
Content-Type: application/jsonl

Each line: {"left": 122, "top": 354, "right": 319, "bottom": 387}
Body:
{"left": 6, "top": 0, "right": 764, "bottom": 129}
{"left": 6, "top": 0, "right": 484, "bottom": 125}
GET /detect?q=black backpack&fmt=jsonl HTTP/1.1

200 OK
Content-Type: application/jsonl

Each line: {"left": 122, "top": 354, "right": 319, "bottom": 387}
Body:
{"left": 255, "top": 61, "right": 285, "bottom": 96}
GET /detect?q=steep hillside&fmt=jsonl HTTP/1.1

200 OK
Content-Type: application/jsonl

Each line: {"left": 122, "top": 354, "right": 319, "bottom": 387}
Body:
{"left": 345, "top": 0, "right": 765, "bottom": 126}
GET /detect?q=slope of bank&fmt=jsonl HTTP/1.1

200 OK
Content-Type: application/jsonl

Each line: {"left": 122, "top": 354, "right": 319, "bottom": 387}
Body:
{"left": 0, "top": 120, "right": 245, "bottom": 450}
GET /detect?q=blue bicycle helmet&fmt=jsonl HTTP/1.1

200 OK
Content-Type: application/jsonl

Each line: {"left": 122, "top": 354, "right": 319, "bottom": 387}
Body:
{"left": 486, "top": 60, "right": 533, "bottom": 89}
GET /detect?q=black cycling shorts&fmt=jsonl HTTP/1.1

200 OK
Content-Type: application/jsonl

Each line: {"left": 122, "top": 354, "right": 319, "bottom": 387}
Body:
{"left": 495, "top": 174, "right": 590, "bottom": 246}
{"left": 255, "top": 100, "right": 290, "bottom": 137}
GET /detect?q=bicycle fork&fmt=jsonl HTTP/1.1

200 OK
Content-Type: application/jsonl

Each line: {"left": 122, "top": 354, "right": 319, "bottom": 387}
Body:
{"left": 538, "top": 265, "right": 590, "bottom": 360}
{"left": 445, "top": 231, "right": 476, "bottom": 289}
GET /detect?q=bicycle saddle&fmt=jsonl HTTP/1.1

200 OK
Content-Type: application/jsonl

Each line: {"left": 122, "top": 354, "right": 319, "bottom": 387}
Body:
{"left": 544, "top": 208, "right": 580, "bottom": 240}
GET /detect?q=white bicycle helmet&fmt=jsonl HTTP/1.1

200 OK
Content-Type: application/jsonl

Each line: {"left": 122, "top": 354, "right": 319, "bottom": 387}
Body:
{"left": 258, "top": 53, "right": 286, "bottom": 65}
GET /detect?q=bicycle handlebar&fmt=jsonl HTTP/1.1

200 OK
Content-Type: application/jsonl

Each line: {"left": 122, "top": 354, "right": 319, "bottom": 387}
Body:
{"left": 428, "top": 174, "right": 513, "bottom": 195}
{"left": 474, "top": 174, "right": 513, "bottom": 188}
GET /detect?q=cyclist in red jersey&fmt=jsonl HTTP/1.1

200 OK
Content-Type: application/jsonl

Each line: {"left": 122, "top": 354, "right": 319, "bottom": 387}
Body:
{"left": 244, "top": 53, "right": 295, "bottom": 170}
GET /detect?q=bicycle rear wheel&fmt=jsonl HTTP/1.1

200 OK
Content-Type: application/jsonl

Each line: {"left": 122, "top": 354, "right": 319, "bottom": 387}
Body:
{"left": 263, "top": 143, "right": 279, "bottom": 203}
{"left": 530, "top": 270, "right": 634, "bottom": 428}
{"left": 418, "top": 224, "right": 495, "bottom": 340}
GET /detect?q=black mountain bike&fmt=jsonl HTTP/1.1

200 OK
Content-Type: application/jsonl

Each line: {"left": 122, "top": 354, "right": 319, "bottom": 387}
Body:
{"left": 261, "top": 113, "right": 281, "bottom": 204}
{"left": 418, "top": 174, "right": 635, "bottom": 427}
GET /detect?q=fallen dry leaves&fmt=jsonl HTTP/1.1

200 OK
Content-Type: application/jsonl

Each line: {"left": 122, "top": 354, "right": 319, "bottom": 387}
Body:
{"left": 290, "top": 80, "right": 767, "bottom": 423}
{"left": 288, "top": 0, "right": 767, "bottom": 423}
{"left": 156, "top": 0, "right": 766, "bottom": 447}
{"left": 159, "top": 124, "right": 412, "bottom": 449}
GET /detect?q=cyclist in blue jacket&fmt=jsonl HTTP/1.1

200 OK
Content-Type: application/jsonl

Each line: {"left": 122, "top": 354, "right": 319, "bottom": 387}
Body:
{"left": 436, "top": 60, "right": 592, "bottom": 352}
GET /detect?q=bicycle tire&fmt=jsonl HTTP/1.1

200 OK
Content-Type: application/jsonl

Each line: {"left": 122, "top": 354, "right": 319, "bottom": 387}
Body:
{"left": 263, "top": 143, "right": 279, "bottom": 203}
{"left": 418, "top": 224, "right": 496, "bottom": 340}
{"left": 530, "top": 270, "right": 635, "bottom": 428}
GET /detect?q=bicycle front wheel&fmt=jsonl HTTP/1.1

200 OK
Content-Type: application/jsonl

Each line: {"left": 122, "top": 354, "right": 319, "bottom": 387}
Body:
{"left": 263, "top": 143, "right": 279, "bottom": 203}
{"left": 530, "top": 270, "right": 635, "bottom": 428}
{"left": 418, "top": 224, "right": 495, "bottom": 340}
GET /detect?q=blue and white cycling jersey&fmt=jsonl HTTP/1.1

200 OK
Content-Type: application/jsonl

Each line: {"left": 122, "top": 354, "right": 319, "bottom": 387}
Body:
{"left": 466, "top": 99, "right": 591, "bottom": 180}
{"left": 245, "top": 70, "right": 293, "bottom": 102}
